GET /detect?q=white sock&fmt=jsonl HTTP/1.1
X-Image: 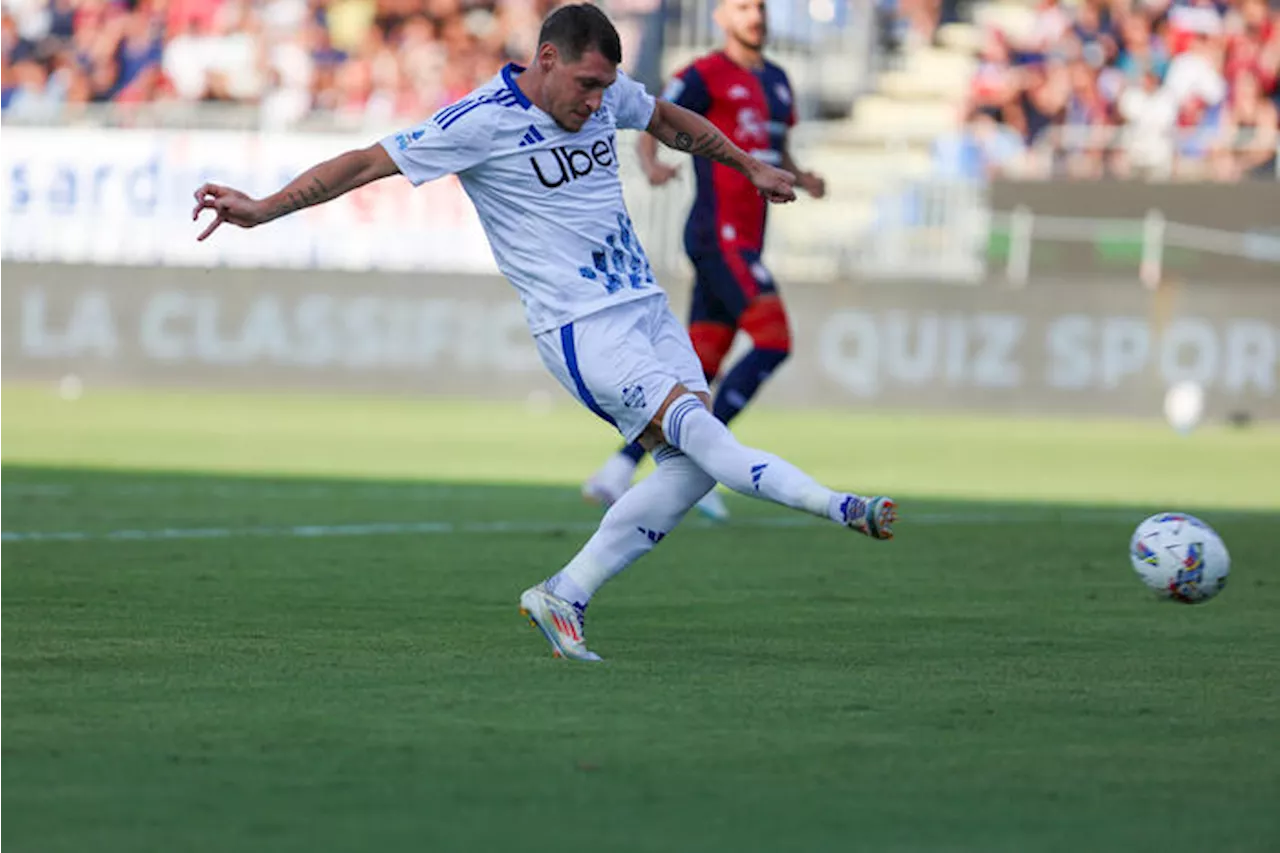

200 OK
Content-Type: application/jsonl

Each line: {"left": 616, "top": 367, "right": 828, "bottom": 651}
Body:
{"left": 546, "top": 445, "right": 714, "bottom": 607}
{"left": 662, "top": 394, "right": 841, "bottom": 520}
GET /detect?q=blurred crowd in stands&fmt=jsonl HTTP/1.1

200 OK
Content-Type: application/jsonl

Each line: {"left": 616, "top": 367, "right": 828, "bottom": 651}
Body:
{"left": 2, "top": 0, "right": 809, "bottom": 127}
{"left": 938, "top": 0, "right": 1279, "bottom": 180}
{"left": 0, "top": 0, "right": 620, "bottom": 127}
{"left": 4, "top": 0, "right": 1276, "bottom": 179}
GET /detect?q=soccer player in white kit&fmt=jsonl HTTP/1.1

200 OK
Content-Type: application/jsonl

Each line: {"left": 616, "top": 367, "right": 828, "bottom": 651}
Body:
{"left": 192, "top": 3, "right": 895, "bottom": 662}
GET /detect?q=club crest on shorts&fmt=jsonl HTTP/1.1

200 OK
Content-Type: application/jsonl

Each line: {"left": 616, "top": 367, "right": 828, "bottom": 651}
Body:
{"left": 622, "top": 384, "right": 646, "bottom": 409}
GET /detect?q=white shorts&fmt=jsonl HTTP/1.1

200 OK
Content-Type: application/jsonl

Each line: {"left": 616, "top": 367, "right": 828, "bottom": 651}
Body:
{"left": 536, "top": 293, "right": 710, "bottom": 444}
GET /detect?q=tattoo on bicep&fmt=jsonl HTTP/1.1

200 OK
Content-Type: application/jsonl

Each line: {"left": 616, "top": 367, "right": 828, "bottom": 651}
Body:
{"left": 673, "top": 131, "right": 693, "bottom": 151}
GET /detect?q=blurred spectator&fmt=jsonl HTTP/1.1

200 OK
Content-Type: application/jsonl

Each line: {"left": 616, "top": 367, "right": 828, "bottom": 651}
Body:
{"left": 5, "top": 57, "right": 64, "bottom": 117}
{"left": 957, "top": 0, "right": 1280, "bottom": 181}
{"left": 931, "top": 106, "right": 1029, "bottom": 178}
{"left": 1173, "top": 94, "right": 1231, "bottom": 178}
{"left": 1222, "top": 66, "right": 1279, "bottom": 175}
{"left": 1163, "top": 20, "right": 1226, "bottom": 107}
{"left": 969, "top": 28, "right": 1022, "bottom": 121}
{"left": 1116, "top": 66, "right": 1178, "bottom": 175}
{"left": 881, "top": 0, "right": 961, "bottom": 48}
{"left": 1114, "top": 10, "right": 1168, "bottom": 78}
{"left": 1028, "top": 0, "right": 1072, "bottom": 49}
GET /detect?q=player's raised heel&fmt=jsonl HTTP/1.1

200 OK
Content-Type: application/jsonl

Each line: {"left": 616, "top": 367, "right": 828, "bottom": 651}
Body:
{"left": 840, "top": 495, "right": 896, "bottom": 540}
{"left": 519, "top": 585, "right": 603, "bottom": 662}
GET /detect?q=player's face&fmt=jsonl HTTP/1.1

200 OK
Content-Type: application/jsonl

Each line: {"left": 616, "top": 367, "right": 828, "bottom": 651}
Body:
{"left": 718, "top": 0, "right": 768, "bottom": 51}
{"left": 539, "top": 45, "right": 617, "bottom": 132}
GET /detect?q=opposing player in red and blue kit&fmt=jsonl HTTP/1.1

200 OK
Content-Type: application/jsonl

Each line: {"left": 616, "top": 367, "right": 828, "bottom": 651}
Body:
{"left": 583, "top": 0, "right": 827, "bottom": 521}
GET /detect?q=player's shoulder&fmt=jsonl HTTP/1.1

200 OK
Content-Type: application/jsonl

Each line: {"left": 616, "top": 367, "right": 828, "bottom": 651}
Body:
{"left": 686, "top": 50, "right": 731, "bottom": 79}
{"left": 760, "top": 59, "right": 796, "bottom": 110}
{"left": 428, "top": 65, "right": 528, "bottom": 134}
{"left": 666, "top": 52, "right": 733, "bottom": 102}
{"left": 604, "top": 67, "right": 645, "bottom": 99}
{"left": 761, "top": 57, "right": 792, "bottom": 83}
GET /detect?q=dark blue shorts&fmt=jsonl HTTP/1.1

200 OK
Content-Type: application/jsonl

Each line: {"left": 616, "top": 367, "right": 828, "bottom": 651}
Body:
{"left": 687, "top": 248, "right": 779, "bottom": 328}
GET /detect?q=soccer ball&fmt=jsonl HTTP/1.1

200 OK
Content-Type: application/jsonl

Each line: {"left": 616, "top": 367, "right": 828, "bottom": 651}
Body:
{"left": 1129, "top": 513, "right": 1230, "bottom": 604}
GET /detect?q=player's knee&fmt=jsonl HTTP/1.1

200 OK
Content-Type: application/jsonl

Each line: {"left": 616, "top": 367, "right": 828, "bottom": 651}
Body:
{"left": 688, "top": 321, "right": 735, "bottom": 380}
{"left": 739, "top": 296, "right": 791, "bottom": 354}
{"left": 647, "top": 385, "right": 711, "bottom": 441}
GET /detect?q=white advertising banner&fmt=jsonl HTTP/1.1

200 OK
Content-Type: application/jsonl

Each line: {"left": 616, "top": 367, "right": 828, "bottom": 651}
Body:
{"left": 0, "top": 127, "right": 499, "bottom": 273}
{"left": 4, "top": 264, "right": 1277, "bottom": 421}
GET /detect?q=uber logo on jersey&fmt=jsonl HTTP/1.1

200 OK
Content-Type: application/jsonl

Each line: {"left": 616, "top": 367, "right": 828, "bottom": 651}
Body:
{"left": 529, "top": 133, "right": 619, "bottom": 188}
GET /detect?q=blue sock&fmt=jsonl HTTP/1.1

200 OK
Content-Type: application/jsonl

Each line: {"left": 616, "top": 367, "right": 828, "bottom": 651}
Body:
{"left": 712, "top": 348, "right": 788, "bottom": 425}
{"left": 619, "top": 441, "right": 646, "bottom": 464}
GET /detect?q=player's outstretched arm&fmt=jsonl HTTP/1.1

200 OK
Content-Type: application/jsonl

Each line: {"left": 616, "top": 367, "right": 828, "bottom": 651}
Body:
{"left": 192, "top": 144, "right": 401, "bottom": 241}
{"left": 781, "top": 138, "right": 826, "bottom": 199}
{"left": 645, "top": 100, "right": 796, "bottom": 203}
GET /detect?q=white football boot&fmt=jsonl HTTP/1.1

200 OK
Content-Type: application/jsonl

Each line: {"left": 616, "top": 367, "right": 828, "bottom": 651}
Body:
{"left": 838, "top": 494, "right": 897, "bottom": 540}
{"left": 519, "top": 584, "right": 603, "bottom": 662}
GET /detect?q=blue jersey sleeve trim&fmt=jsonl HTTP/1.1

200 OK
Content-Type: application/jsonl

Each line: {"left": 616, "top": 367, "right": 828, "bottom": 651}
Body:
{"left": 561, "top": 324, "right": 617, "bottom": 427}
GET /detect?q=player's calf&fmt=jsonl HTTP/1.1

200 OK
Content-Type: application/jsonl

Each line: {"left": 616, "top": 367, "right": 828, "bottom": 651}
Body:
{"left": 653, "top": 389, "right": 895, "bottom": 538}
{"left": 712, "top": 295, "right": 791, "bottom": 423}
{"left": 712, "top": 347, "right": 788, "bottom": 424}
{"left": 529, "top": 446, "right": 715, "bottom": 659}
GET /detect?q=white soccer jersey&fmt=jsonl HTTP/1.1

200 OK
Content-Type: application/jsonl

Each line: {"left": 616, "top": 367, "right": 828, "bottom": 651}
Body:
{"left": 381, "top": 64, "right": 661, "bottom": 334}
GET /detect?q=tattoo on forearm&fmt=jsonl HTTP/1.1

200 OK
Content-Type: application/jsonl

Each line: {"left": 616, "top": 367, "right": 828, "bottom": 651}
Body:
{"left": 688, "top": 131, "right": 732, "bottom": 165}
{"left": 271, "top": 176, "right": 331, "bottom": 219}
{"left": 666, "top": 125, "right": 733, "bottom": 164}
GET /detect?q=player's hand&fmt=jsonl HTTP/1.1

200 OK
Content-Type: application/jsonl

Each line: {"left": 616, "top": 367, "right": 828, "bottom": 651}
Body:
{"left": 798, "top": 170, "right": 826, "bottom": 199}
{"left": 644, "top": 161, "right": 679, "bottom": 187}
{"left": 192, "top": 183, "right": 268, "bottom": 241}
{"left": 750, "top": 163, "right": 796, "bottom": 204}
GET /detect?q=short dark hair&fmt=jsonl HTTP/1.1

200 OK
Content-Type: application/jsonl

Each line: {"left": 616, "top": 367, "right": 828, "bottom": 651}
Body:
{"left": 537, "top": 3, "right": 622, "bottom": 65}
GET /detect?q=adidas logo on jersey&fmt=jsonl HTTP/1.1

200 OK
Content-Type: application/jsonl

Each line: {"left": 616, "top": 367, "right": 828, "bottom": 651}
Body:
{"left": 518, "top": 125, "right": 545, "bottom": 147}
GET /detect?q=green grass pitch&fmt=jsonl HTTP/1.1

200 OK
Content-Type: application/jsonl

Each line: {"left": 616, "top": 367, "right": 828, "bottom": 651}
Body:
{"left": 3, "top": 385, "right": 1278, "bottom": 852}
